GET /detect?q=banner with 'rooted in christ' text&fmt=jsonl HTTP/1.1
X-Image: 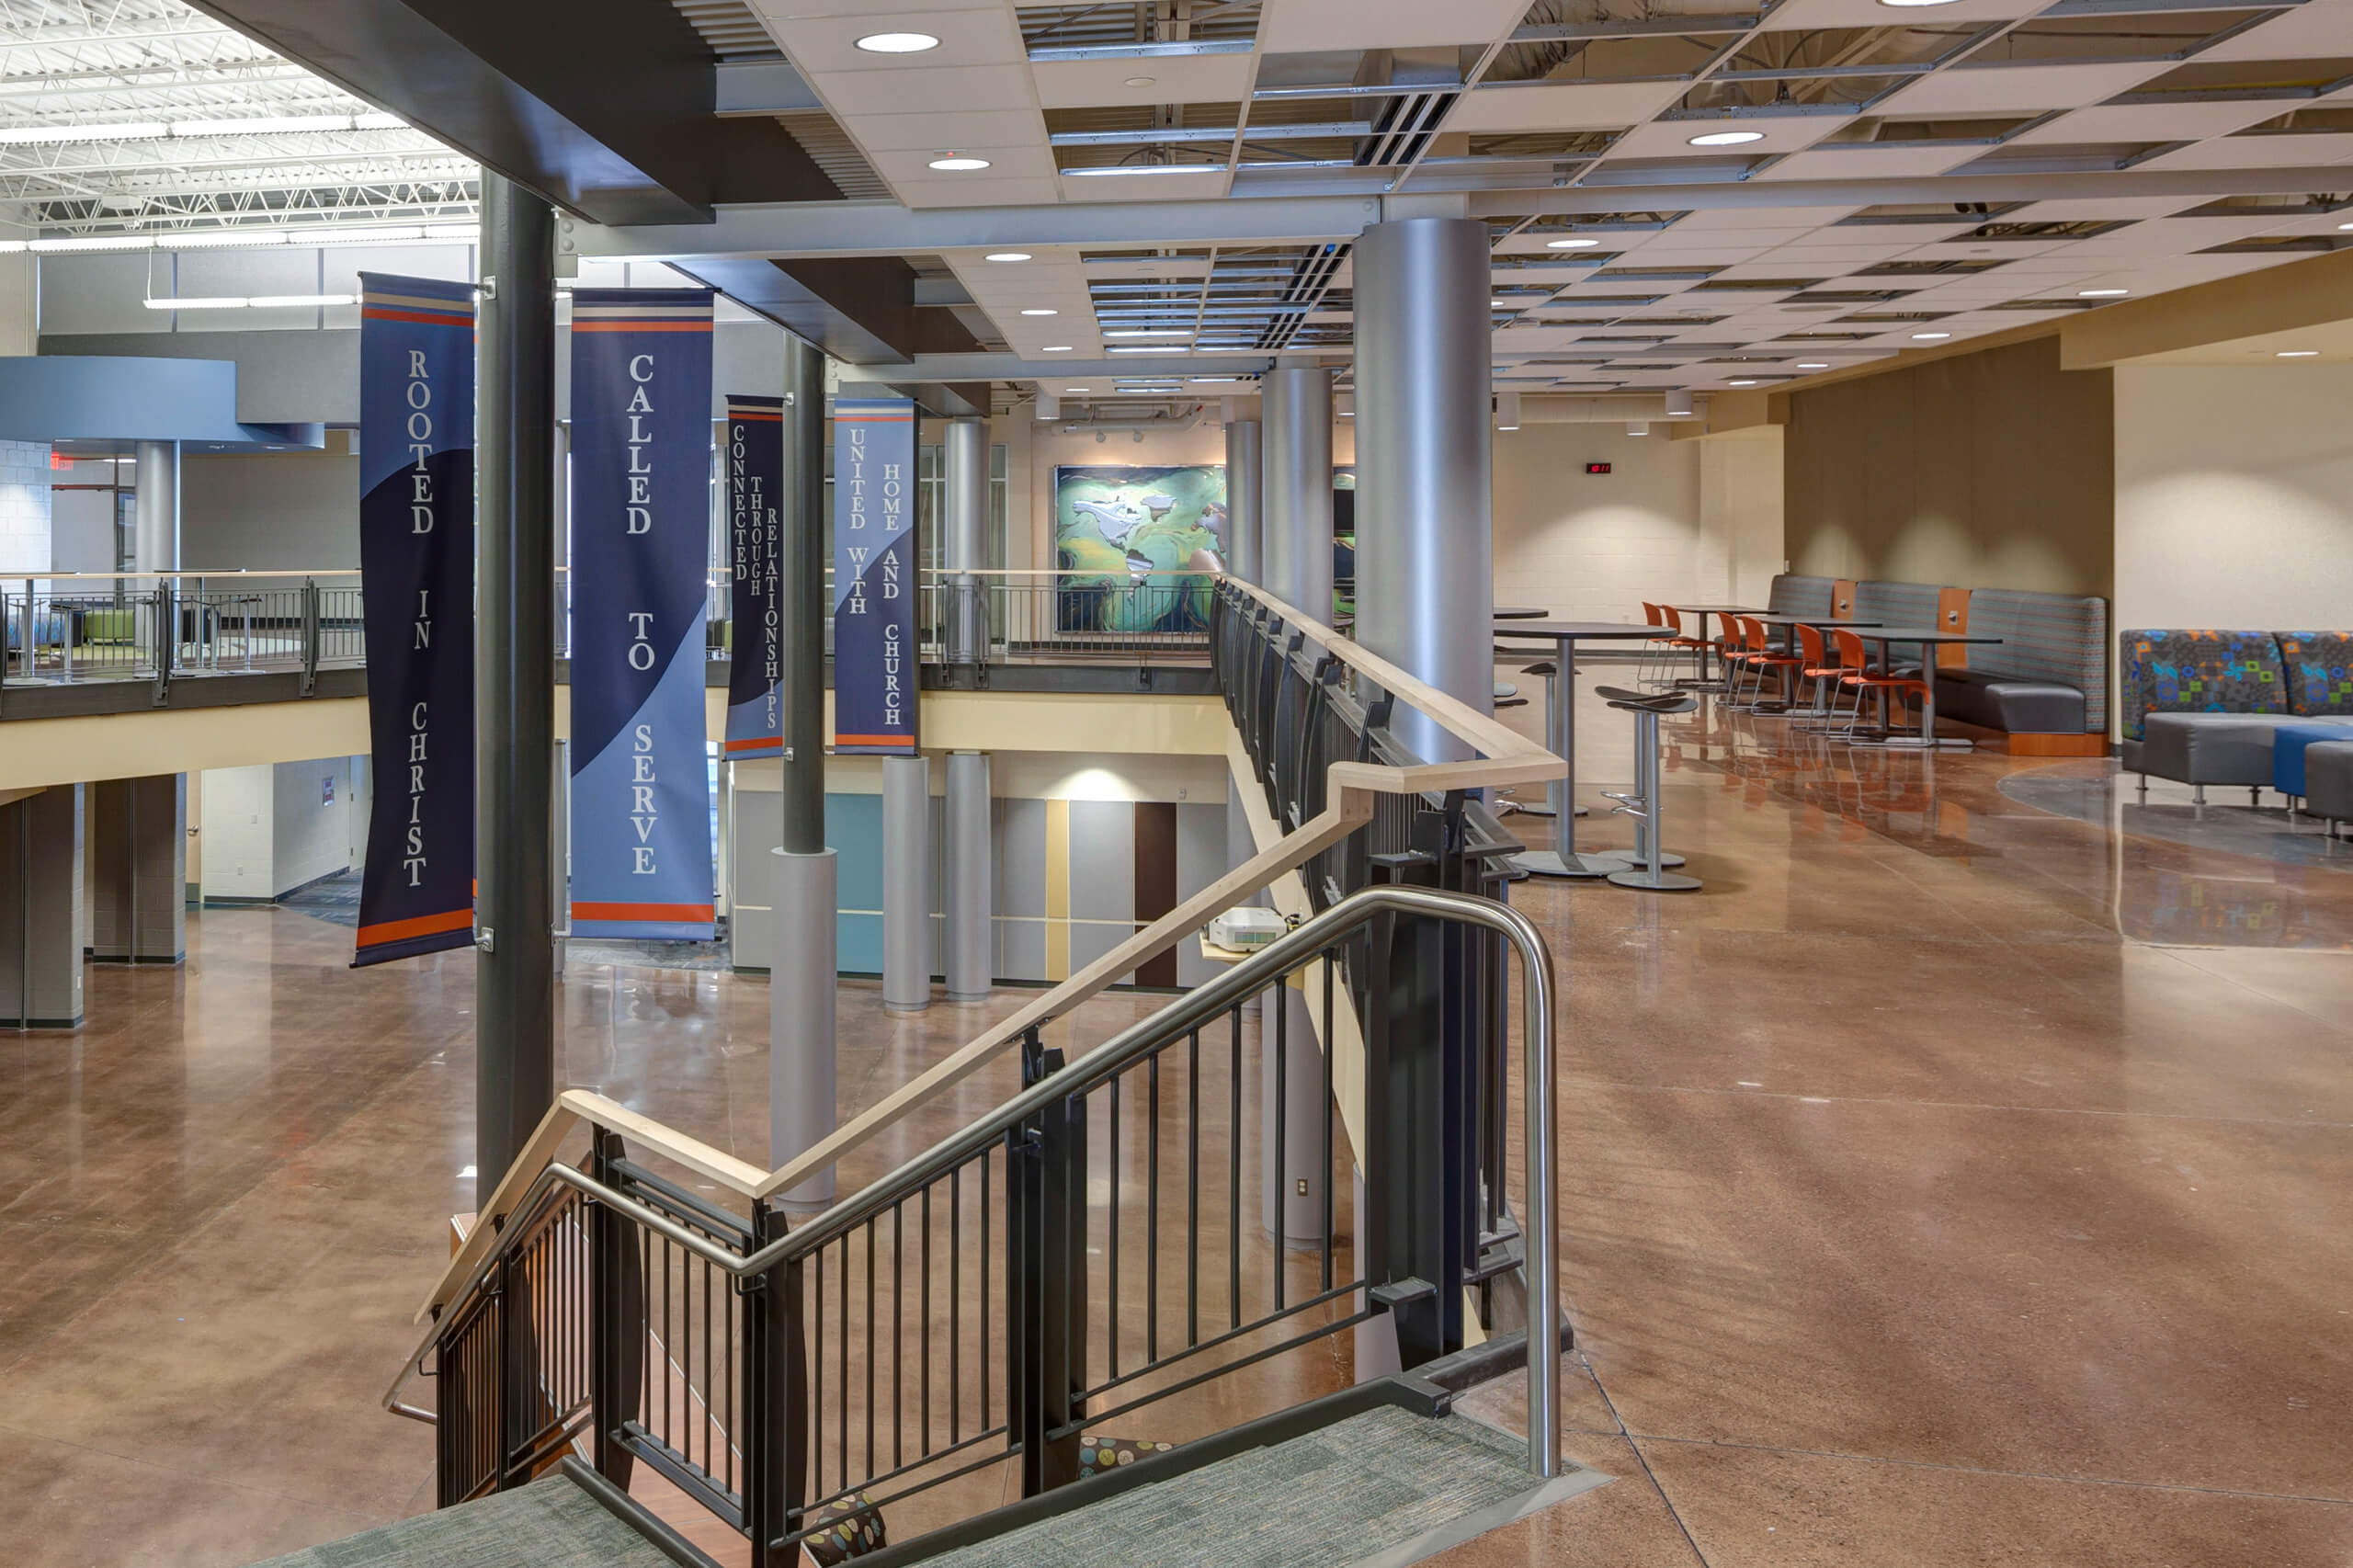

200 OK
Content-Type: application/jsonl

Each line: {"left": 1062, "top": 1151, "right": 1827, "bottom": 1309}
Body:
{"left": 353, "top": 271, "right": 474, "bottom": 967}
{"left": 567, "top": 288, "right": 717, "bottom": 941}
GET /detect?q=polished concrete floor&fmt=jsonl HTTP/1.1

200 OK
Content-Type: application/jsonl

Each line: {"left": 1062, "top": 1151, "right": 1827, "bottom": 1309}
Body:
{"left": 5, "top": 681, "right": 2351, "bottom": 1566}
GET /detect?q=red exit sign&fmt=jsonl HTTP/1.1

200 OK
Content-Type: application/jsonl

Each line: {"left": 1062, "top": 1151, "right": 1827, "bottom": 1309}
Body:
{"left": 1585, "top": 461, "right": 1612, "bottom": 474}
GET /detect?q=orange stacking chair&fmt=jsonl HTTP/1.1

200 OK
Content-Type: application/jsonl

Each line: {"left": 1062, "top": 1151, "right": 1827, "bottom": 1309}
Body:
{"left": 1654, "top": 606, "right": 1709, "bottom": 687}
{"left": 1734, "top": 615, "right": 1803, "bottom": 711}
{"left": 1832, "top": 627, "right": 1929, "bottom": 741}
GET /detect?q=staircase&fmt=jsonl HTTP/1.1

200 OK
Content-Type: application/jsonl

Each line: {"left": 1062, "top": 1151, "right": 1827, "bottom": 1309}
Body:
{"left": 291, "top": 581, "right": 1583, "bottom": 1567}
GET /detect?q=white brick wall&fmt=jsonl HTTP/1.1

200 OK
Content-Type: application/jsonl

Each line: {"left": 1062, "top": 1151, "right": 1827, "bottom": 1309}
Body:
{"left": 0, "top": 437, "right": 53, "bottom": 573}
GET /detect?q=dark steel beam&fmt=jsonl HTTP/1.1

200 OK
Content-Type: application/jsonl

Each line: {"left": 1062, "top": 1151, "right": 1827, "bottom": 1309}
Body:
{"left": 184, "top": 0, "right": 841, "bottom": 224}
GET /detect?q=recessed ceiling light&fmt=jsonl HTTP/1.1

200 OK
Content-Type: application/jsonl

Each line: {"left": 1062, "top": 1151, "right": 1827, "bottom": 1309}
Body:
{"left": 1189, "top": 376, "right": 1240, "bottom": 383}
{"left": 928, "top": 154, "right": 991, "bottom": 172}
{"left": 2339, "top": 222, "right": 2353, "bottom": 231}
{"left": 1797, "top": 361, "right": 1829, "bottom": 369}
{"left": 1545, "top": 238, "right": 1600, "bottom": 249}
{"left": 855, "top": 30, "right": 938, "bottom": 52}
{"left": 984, "top": 252, "right": 1031, "bottom": 263}
{"left": 1879, "top": 0, "right": 1966, "bottom": 7}
{"left": 1688, "top": 130, "right": 1765, "bottom": 147}
{"left": 1727, "top": 379, "right": 1758, "bottom": 387}
{"left": 2078, "top": 288, "right": 2129, "bottom": 298}
{"left": 1911, "top": 331, "right": 1951, "bottom": 340}
{"left": 1063, "top": 164, "right": 1222, "bottom": 176}
{"left": 1041, "top": 345, "right": 1073, "bottom": 352}
{"left": 1123, "top": 75, "right": 1156, "bottom": 87}
{"left": 1020, "top": 308, "right": 1058, "bottom": 316}
{"left": 2277, "top": 349, "right": 2320, "bottom": 357}
{"left": 1338, "top": 411, "right": 1355, "bottom": 417}
{"left": 1108, "top": 345, "right": 1186, "bottom": 354}
{"left": 1064, "top": 385, "right": 1088, "bottom": 392}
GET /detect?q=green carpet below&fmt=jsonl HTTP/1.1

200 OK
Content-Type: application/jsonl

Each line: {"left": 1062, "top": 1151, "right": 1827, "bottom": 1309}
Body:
{"left": 915, "top": 1405, "right": 1564, "bottom": 1568}
{"left": 244, "top": 1474, "right": 676, "bottom": 1568}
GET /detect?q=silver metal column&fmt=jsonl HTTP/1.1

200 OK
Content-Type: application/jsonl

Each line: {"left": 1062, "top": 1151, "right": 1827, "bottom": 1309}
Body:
{"left": 1223, "top": 417, "right": 1263, "bottom": 583}
{"left": 771, "top": 332, "right": 837, "bottom": 1202}
{"left": 1353, "top": 217, "right": 1495, "bottom": 764}
{"left": 943, "top": 750, "right": 991, "bottom": 1002}
{"left": 943, "top": 416, "right": 987, "bottom": 665}
{"left": 132, "top": 440, "right": 177, "bottom": 570}
{"left": 473, "top": 173, "right": 558, "bottom": 1190}
{"left": 881, "top": 754, "right": 931, "bottom": 1014}
{"left": 1260, "top": 367, "right": 1332, "bottom": 619}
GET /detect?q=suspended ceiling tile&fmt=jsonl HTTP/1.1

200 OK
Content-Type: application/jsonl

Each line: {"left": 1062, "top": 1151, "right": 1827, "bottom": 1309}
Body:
{"left": 1060, "top": 168, "right": 1235, "bottom": 200}
{"left": 1669, "top": 206, "right": 1858, "bottom": 231}
{"left": 1900, "top": 237, "right": 2077, "bottom": 259}
{"left": 1608, "top": 113, "right": 1851, "bottom": 160}
{"left": 2010, "top": 99, "right": 2297, "bottom": 145}
{"left": 819, "top": 64, "right": 1040, "bottom": 115}
{"left": 1751, "top": 143, "right": 1991, "bottom": 181}
{"left": 854, "top": 110, "right": 1051, "bottom": 151}
{"left": 1258, "top": 0, "right": 1529, "bottom": 51}
{"left": 1032, "top": 52, "right": 1256, "bottom": 109}
{"left": 868, "top": 143, "right": 1058, "bottom": 182}
{"left": 2002, "top": 196, "right": 2202, "bottom": 221}
{"left": 752, "top": 0, "right": 999, "bottom": 15}
{"left": 890, "top": 174, "right": 1066, "bottom": 208}
{"left": 1443, "top": 80, "right": 1690, "bottom": 133}
{"left": 2138, "top": 131, "right": 2353, "bottom": 169}
{"left": 1879, "top": 61, "right": 2176, "bottom": 117}
{"left": 2195, "top": 0, "right": 2353, "bottom": 62}
{"left": 763, "top": 6, "right": 1027, "bottom": 71}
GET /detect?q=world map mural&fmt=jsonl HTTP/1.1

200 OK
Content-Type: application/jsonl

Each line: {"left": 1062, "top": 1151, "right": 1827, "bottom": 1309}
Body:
{"left": 1052, "top": 463, "right": 1226, "bottom": 635}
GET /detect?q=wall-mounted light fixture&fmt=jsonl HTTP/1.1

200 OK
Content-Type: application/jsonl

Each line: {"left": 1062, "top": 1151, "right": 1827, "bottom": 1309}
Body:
{"left": 1495, "top": 391, "right": 1521, "bottom": 432}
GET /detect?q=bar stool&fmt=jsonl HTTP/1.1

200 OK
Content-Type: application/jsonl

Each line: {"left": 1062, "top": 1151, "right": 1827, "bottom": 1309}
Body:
{"left": 1596, "top": 686, "right": 1701, "bottom": 892}
{"left": 1511, "top": 659, "right": 1562, "bottom": 817}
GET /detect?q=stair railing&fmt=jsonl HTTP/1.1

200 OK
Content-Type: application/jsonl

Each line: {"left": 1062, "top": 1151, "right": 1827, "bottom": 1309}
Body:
{"left": 387, "top": 882, "right": 1559, "bottom": 1562}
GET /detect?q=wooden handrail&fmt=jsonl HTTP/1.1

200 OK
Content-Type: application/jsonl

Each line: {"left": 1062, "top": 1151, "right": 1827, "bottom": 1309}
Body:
{"left": 411, "top": 579, "right": 1564, "bottom": 1309}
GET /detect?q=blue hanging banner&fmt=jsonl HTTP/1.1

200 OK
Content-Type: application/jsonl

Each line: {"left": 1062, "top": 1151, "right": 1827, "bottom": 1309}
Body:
{"left": 352, "top": 272, "right": 475, "bottom": 968}
{"left": 568, "top": 288, "right": 717, "bottom": 940}
{"left": 722, "top": 394, "right": 784, "bottom": 760}
{"left": 832, "top": 396, "right": 920, "bottom": 754}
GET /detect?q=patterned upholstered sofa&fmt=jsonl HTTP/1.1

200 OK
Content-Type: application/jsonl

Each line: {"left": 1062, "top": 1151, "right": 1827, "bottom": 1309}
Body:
{"left": 1768, "top": 574, "right": 2109, "bottom": 745}
{"left": 2118, "top": 630, "right": 2353, "bottom": 796}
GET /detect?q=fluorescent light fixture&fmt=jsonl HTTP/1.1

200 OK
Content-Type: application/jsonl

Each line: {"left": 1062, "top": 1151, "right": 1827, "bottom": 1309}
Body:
{"left": 0, "top": 120, "right": 166, "bottom": 144}
{"left": 1338, "top": 411, "right": 1354, "bottom": 417}
{"left": 1020, "top": 308, "right": 1058, "bottom": 316}
{"left": 1911, "top": 331, "right": 1951, "bottom": 340}
{"left": 928, "top": 154, "right": 991, "bottom": 171}
{"left": 1880, "top": 0, "right": 1966, "bottom": 7}
{"left": 1688, "top": 130, "right": 1765, "bottom": 146}
{"left": 1063, "top": 163, "right": 1222, "bottom": 176}
{"left": 1064, "top": 385, "right": 1088, "bottom": 392}
{"left": 2077, "top": 288, "right": 2129, "bottom": 298}
{"left": 1108, "top": 345, "right": 1185, "bottom": 354}
{"left": 28, "top": 234, "right": 154, "bottom": 252}
{"left": 142, "top": 293, "right": 357, "bottom": 311}
{"left": 855, "top": 30, "right": 938, "bottom": 52}
{"left": 1189, "top": 376, "right": 1239, "bottom": 383}
{"left": 2277, "top": 349, "right": 2320, "bottom": 357}
{"left": 1545, "top": 237, "right": 1601, "bottom": 249}
{"left": 1727, "top": 378, "right": 1758, "bottom": 387}
{"left": 154, "top": 229, "right": 292, "bottom": 249}
{"left": 169, "top": 114, "right": 356, "bottom": 137}
{"left": 1040, "top": 345, "right": 1074, "bottom": 352}
{"left": 1104, "top": 328, "right": 1190, "bottom": 338}
{"left": 355, "top": 112, "right": 405, "bottom": 131}
{"left": 1796, "top": 361, "right": 1830, "bottom": 369}
{"left": 984, "top": 252, "right": 1032, "bottom": 262}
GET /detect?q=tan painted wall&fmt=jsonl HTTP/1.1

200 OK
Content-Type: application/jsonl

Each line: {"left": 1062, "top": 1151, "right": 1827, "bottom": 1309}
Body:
{"left": 1784, "top": 335, "right": 2114, "bottom": 597}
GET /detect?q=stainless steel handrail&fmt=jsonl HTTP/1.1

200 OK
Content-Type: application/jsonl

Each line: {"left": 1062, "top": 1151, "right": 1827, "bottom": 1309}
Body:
{"left": 386, "top": 883, "right": 1563, "bottom": 1477}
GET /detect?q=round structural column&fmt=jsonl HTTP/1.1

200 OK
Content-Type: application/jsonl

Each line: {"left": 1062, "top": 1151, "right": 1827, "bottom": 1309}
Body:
{"left": 132, "top": 439, "right": 178, "bottom": 571}
{"left": 943, "top": 751, "right": 992, "bottom": 1002}
{"left": 881, "top": 754, "right": 931, "bottom": 1014}
{"left": 1352, "top": 217, "right": 1495, "bottom": 763}
{"left": 943, "top": 416, "right": 987, "bottom": 665}
{"left": 770, "top": 331, "right": 836, "bottom": 1204}
{"left": 1223, "top": 417, "right": 1263, "bottom": 583}
{"left": 1260, "top": 367, "right": 1332, "bottom": 619}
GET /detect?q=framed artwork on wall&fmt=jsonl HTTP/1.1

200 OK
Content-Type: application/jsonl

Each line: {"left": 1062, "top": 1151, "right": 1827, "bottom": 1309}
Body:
{"left": 1052, "top": 463, "right": 1227, "bottom": 635}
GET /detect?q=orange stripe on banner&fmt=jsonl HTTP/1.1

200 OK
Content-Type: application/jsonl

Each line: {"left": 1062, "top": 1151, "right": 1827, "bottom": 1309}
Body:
{"left": 363, "top": 308, "right": 472, "bottom": 326}
{"left": 357, "top": 907, "right": 473, "bottom": 946}
{"left": 834, "top": 733, "right": 915, "bottom": 746}
{"left": 723, "top": 737, "right": 780, "bottom": 753}
{"left": 729, "top": 411, "right": 784, "bottom": 422}
{"left": 572, "top": 321, "right": 711, "bottom": 333}
{"left": 574, "top": 901, "right": 717, "bottom": 922}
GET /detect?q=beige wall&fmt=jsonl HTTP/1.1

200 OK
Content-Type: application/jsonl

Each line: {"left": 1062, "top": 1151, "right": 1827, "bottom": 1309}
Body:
{"left": 1785, "top": 335, "right": 2114, "bottom": 597}
{"left": 2113, "top": 363, "right": 2353, "bottom": 634}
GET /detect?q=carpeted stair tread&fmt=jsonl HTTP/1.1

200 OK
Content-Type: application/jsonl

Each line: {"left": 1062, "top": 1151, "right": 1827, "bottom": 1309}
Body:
{"left": 916, "top": 1405, "right": 1544, "bottom": 1568}
{"left": 244, "top": 1474, "right": 678, "bottom": 1568}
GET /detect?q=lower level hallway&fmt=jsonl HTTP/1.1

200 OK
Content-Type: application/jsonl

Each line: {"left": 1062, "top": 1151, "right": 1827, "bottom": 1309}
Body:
{"left": 5, "top": 684, "right": 2350, "bottom": 1566}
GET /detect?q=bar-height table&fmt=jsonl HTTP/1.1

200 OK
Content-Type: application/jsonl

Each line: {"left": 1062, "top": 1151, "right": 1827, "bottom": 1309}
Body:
{"left": 1495, "top": 619, "right": 1676, "bottom": 878}
{"left": 1665, "top": 604, "right": 1762, "bottom": 689}
{"left": 1853, "top": 628, "right": 2002, "bottom": 749}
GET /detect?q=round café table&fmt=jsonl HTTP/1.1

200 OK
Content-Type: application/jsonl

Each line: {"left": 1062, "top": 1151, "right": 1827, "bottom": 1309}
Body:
{"left": 1495, "top": 619, "right": 1682, "bottom": 878}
